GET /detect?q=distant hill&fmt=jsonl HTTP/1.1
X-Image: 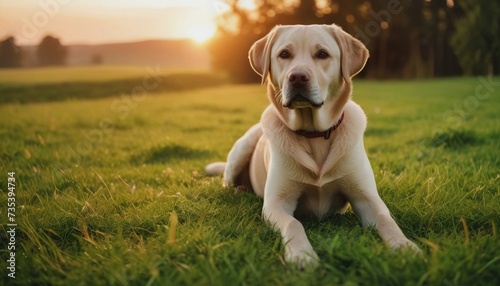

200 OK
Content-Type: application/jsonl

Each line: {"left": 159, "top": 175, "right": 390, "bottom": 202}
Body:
{"left": 20, "top": 39, "right": 211, "bottom": 69}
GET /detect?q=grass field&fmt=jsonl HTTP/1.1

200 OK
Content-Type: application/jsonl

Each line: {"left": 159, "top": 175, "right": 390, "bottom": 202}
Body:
{"left": 0, "top": 67, "right": 499, "bottom": 285}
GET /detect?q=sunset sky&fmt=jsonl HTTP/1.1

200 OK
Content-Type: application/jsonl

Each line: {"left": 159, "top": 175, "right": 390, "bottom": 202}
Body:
{"left": 0, "top": 0, "right": 254, "bottom": 45}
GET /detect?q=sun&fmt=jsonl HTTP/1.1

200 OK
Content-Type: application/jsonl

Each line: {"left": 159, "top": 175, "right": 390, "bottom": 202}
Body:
{"left": 188, "top": 26, "right": 216, "bottom": 43}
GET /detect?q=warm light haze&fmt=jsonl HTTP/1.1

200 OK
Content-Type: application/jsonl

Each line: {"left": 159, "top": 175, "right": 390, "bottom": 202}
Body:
{"left": 0, "top": 0, "right": 236, "bottom": 45}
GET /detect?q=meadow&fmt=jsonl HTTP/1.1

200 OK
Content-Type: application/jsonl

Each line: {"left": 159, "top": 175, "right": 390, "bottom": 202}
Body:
{"left": 0, "top": 67, "right": 499, "bottom": 285}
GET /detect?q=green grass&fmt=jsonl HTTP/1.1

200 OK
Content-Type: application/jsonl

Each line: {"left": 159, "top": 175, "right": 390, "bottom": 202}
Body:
{"left": 0, "top": 69, "right": 499, "bottom": 285}
{"left": 0, "top": 66, "right": 227, "bottom": 104}
{"left": 0, "top": 66, "right": 204, "bottom": 84}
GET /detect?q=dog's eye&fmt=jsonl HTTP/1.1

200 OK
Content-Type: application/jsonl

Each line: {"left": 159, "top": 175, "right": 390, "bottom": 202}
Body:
{"left": 279, "top": 50, "right": 291, "bottom": 59}
{"left": 316, "top": 50, "right": 329, "bottom": 59}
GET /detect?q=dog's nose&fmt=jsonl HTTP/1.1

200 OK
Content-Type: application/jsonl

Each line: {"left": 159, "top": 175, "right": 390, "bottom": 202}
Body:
{"left": 288, "top": 71, "right": 309, "bottom": 86}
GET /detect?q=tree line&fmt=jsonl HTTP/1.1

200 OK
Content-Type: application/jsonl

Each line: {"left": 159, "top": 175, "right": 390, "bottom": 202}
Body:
{"left": 2, "top": 0, "right": 498, "bottom": 79}
{"left": 208, "top": 0, "right": 500, "bottom": 82}
{"left": 0, "top": 35, "right": 67, "bottom": 68}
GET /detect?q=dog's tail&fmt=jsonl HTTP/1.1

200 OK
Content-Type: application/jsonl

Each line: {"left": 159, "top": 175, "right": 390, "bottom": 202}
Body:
{"left": 205, "top": 162, "right": 226, "bottom": 176}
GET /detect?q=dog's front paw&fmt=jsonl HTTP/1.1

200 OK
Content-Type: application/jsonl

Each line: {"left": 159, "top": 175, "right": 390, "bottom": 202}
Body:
{"left": 389, "top": 238, "right": 422, "bottom": 254}
{"left": 285, "top": 248, "right": 319, "bottom": 270}
{"left": 222, "top": 179, "right": 232, "bottom": 188}
{"left": 222, "top": 173, "right": 236, "bottom": 188}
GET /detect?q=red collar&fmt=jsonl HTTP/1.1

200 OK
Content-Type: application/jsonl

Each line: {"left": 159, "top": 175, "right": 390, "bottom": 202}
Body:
{"left": 294, "top": 112, "right": 344, "bottom": 140}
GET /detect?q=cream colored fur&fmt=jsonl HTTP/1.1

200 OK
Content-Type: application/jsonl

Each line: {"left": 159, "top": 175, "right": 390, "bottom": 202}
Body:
{"left": 205, "top": 24, "right": 419, "bottom": 269}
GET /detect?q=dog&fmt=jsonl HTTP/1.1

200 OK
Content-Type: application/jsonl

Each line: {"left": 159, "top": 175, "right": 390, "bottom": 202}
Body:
{"left": 205, "top": 23, "right": 420, "bottom": 269}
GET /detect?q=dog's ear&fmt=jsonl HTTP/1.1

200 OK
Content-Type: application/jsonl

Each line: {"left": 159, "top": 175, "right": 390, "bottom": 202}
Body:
{"left": 329, "top": 24, "right": 369, "bottom": 83}
{"left": 248, "top": 26, "right": 279, "bottom": 84}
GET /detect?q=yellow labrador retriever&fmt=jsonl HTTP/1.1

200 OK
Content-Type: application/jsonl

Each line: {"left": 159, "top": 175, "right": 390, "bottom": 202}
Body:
{"left": 206, "top": 23, "right": 419, "bottom": 268}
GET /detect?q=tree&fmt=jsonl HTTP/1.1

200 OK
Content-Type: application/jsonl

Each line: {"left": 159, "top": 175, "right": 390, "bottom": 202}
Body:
{"left": 91, "top": 54, "right": 103, "bottom": 65}
{"left": 209, "top": 0, "right": 466, "bottom": 81}
{"left": 208, "top": 0, "right": 324, "bottom": 82}
{"left": 37, "top": 35, "right": 68, "bottom": 66}
{"left": 0, "top": 36, "right": 21, "bottom": 68}
{"left": 208, "top": 1, "right": 262, "bottom": 82}
{"left": 451, "top": 0, "right": 500, "bottom": 75}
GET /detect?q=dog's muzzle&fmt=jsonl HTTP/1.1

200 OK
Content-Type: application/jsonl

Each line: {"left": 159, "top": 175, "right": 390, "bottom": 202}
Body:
{"left": 283, "top": 94, "right": 324, "bottom": 109}
{"left": 282, "top": 70, "right": 323, "bottom": 109}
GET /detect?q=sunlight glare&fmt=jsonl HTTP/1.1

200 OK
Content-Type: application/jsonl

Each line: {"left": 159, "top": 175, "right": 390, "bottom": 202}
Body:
{"left": 189, "top": 26, "right": 216, "bottom": 43}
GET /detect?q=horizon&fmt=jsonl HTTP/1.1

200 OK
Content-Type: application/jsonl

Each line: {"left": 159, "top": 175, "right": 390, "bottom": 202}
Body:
{"left": 0, "top": 0, "right": 255, "bottom": 46}
{"left": 12, "top": 37, "right": 208, "bottom": 47}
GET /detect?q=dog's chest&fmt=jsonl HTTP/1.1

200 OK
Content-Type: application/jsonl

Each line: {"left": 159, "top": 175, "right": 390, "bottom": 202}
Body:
{"left": 294, "top": 141, "right": 349, "bottom": 218}
{"left": 295, "top": 183, "right": 348, "bottom": 219}
{"left": 302, "top": 138, "right": 345, "bottom": 183}
{"left": 308, "top": 140, "right": 331, "bottom": 166}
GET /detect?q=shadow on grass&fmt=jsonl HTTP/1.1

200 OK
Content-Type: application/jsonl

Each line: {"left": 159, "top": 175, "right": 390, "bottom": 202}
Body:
{"left": 131, "top": 144, "right": 213, "bottom": 165}
{"left": 0, "top": 72, "right": 227, "bottom": 105}
{"left": 426, "top": 129, "right": 481, "bottom": 149}
{"left": 186, "top": 104, "right": 245, "bottom": 114}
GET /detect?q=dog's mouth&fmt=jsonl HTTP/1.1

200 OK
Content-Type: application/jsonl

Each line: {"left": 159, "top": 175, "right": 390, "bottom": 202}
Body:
{"left": 283, "top": 94, "right": 324, "bottom": 109}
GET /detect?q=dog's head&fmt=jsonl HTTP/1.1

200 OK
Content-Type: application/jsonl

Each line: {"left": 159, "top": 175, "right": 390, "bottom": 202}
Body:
{"left": 249, "top": 24, "right": 368, "bottom": 130}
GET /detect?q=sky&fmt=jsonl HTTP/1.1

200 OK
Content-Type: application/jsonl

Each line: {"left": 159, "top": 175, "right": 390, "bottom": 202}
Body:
{"left": 0, "top": 0, "right": 254, "bottom": 45}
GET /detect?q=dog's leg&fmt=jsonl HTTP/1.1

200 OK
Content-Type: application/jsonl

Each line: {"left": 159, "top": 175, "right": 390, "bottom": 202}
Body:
{"left": 351, "top": 193, "right": 420, "bottom": 252}
{"left": 347, "top": 153, "right": 420, "bottom": 252}
{"left": 222, "top": 123, "right": 263, "bottom": 187}
{"left": 263, "top": 164, "right": 319, "bottom": 269}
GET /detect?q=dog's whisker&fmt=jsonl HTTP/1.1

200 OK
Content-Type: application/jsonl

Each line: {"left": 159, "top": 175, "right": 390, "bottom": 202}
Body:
{"left": 274, "top": 89, "right": 283, "bottom": 104}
